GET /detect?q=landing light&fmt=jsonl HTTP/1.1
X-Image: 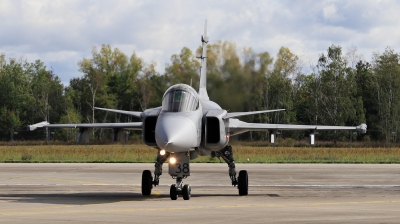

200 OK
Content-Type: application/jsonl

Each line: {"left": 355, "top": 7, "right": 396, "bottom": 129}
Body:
{"left": 160, "top": 149, "right": 166, "bottom": 156}
{"left": 169, "top": 157, "right": 176, "bottom": 164}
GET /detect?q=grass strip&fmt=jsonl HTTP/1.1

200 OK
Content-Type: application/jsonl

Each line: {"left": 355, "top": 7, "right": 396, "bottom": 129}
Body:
{"left": 0, "top": 145, "right": 399, "bottom": 163}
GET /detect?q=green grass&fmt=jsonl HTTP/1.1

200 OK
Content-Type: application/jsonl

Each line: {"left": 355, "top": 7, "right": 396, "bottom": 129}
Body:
{"left": 0, "top": 144, "right": 399, "bottom": 163}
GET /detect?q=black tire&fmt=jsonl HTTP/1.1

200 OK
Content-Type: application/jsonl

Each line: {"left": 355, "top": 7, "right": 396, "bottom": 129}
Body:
{"left": 141, "top": 170, "right": 153, "bottom": 196}
{"left": 182, "top": 184, "right": 191, "bottom": 200}
{"left": 238, "top": 170, "right": 248, "bottom": 196}
{"left": 170, "top": 184, "right": 178, "bottom": 200}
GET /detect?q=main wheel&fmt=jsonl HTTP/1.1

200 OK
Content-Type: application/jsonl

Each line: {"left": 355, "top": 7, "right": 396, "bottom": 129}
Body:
{"left": 170, "top": 184, "right": 178, "bottom": 200}
{"left": 141, "top": 170, "right": 153, "bottom": 196}
{"left": 182, "top": 184, "right": 191, "bottom": 200}
{"left": 238, "top": 170, "right": 248, "bottom": 196}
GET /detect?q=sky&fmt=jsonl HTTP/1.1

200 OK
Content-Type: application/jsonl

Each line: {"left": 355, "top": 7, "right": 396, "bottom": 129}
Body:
{"left": 1, "top": 0, "right": 400, "bottom": 86}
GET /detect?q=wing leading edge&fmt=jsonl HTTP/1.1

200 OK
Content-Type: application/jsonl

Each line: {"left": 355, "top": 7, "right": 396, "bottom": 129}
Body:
{"left": 224, "top": 109, "right": 285, "bottom": 119}
{"left": 28, "top": 122, "right": 142, "bottom": 131}
{"left": 94, "top": 107, "right": 142, "bottom": 118}
{"left": 228, "top": 119, "right": 367, "bottom": 136}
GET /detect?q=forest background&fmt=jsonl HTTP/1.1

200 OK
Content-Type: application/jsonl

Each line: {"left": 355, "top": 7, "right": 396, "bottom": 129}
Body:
{"left": 1, "top": 41, "right": 399, "bottom": 144}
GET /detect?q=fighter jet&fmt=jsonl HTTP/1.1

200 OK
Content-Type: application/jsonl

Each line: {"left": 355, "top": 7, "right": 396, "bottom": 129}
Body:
{"left": 28, "top": 21, "right": 367, "bottom": 200}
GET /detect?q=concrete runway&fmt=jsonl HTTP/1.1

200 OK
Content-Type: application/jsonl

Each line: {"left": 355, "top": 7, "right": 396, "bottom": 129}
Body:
{"left": 0, "top": 163, "right": 399, "bottom": 223}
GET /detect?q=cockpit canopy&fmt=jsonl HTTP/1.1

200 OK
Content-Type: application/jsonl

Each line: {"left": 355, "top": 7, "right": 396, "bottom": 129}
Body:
{"left": 162, "top": 84, "right": 199, "bottom": 112}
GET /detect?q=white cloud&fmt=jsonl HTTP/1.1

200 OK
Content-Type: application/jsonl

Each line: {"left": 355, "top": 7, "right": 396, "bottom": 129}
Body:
{"left": 323, "top": 4, "right": 340, "bottom": 21}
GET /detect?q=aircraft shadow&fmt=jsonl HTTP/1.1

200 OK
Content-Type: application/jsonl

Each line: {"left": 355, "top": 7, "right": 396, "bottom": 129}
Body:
{"left": 0, "top": 192, "right": 151, "bottom": 205}
{"left": 0, "top": 192, "right": 280, "bottom": 205}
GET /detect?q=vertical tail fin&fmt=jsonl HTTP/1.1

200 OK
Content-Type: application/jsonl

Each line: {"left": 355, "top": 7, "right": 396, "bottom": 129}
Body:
{"left": 198, "top": 20, "right": 209, "bottom": 100}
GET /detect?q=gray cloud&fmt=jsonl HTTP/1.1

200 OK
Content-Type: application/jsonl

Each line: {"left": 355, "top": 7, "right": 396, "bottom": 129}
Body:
{"left": 1, "top": 0, "right": 400, "bottom": 86}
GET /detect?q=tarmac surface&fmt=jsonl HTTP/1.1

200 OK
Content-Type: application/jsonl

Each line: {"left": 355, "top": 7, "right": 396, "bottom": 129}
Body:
{"left": 0, "top": 163, "right": 399, "bottom": 223}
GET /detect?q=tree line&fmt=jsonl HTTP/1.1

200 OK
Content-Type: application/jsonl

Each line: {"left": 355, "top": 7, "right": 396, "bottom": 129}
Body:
{"left": 1, "top": 42, "right": 399, "bottom": 142}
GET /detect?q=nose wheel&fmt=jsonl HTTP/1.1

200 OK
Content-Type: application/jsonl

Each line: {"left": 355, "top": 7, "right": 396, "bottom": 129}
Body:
{"left": 170, "top": 184, "right": 178, "bottom": 200}
{"left": 169, "top": 177, "right": 191, "bottom": 200}
{"left": 182, "top": 184, "right": 191, "bottom": 200}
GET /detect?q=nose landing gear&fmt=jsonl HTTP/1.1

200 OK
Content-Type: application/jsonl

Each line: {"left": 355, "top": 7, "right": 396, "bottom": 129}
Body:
{"left": 168, "top": 152, "right": 191, "bottom": 200}
{"left": 169, "top": 177, "right": 191, "bottom": 200}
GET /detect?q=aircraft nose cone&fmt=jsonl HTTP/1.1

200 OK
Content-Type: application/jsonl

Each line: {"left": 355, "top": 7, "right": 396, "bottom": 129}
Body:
{"left": 155, "top": 116, "right": 197, "bottom": 152}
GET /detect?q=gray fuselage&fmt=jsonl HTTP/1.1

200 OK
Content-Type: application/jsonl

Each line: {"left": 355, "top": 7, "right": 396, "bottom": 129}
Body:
{"left": 155, "top": 84, "right": 227, "bottom": 153}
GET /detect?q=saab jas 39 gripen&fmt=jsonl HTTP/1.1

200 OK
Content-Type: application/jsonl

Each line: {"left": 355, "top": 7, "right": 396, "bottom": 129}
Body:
{"left": 28, "top": 21, "right": 367, "bottom": 200}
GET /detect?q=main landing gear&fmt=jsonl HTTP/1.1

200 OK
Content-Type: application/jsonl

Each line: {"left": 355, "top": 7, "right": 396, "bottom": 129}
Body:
{"left": 141, "top": 149, "right": 170, "bottom": 196}
{"left": 141, "top": 170, "right": 153, "bottom": 196}
{"left": 212, "top": 145, "right": 248, "bottom": 196}
{"left": 238, "top": 170, "right": 248, "bottom": 196}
